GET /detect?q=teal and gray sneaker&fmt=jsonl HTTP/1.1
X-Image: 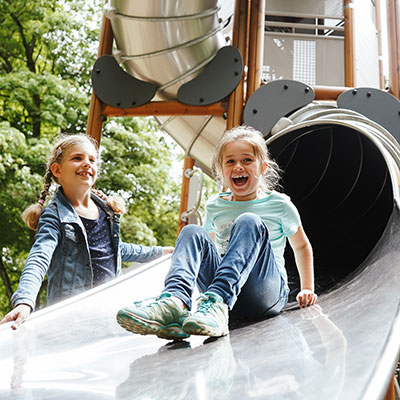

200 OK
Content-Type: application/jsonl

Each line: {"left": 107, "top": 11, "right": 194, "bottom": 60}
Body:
{"left": 182, "top": 292, "right": 229, "bottom": 337}
{"left": 116, "top": 293, "right": 190, "bottom": 340}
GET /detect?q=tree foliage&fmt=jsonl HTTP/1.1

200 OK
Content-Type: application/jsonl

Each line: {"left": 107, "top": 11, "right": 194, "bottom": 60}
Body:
{"left": 0, "top": 0, "right": 182, "bottom": 317}
{"left": 0, "top": 0, "right": 101, "bottom": 136}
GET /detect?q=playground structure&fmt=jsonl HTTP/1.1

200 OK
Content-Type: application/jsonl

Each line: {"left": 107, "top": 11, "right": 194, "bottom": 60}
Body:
{"left": 1, "top": 0, "right": 400, "bottom": 399}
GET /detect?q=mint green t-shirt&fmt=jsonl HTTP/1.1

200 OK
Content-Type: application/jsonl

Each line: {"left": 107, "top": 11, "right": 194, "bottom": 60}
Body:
{"left": 203, "top": 191, "right": 301, "bottom": 282}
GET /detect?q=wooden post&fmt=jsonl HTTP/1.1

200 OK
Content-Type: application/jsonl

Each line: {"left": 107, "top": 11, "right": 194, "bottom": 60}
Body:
{"left": 246, "top": 0, "right": 265, "bottom": 100}
{"left": 387, "top": 0, "right": 400, "bottom": 99}
{"left": 344, "top": 0, "right": 356, "bottom": 87}
{"left": 383, "top": 376, "right": 396, "bottom": 400}
{"left": 86, "top": 1, "right": 114, "bottom": 145}
{"left": 177, "top": 156, "right": 195, "bottom": 235}
{"left": 227, "top": 0, "right": 250, "bottom": 130}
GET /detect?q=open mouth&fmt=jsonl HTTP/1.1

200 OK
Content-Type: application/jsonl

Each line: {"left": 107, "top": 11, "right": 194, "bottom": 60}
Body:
{"left": 77, "top": 171, "right": 92, "bottom": 177}
{"left": 232, "top": 175, "right": 248, "bottom": 186}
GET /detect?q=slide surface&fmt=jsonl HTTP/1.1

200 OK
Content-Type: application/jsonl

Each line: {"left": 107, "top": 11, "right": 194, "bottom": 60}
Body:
{"left": 1, "top": 205, "right": 399, "bottom": 399}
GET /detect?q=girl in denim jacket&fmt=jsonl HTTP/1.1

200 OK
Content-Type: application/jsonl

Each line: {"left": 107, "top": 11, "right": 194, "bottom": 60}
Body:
{"left": 1, "top": 134, "right": 173, "bottom": 329}
{"left": 116, "top": 126, "right": 317, "bottom": 340}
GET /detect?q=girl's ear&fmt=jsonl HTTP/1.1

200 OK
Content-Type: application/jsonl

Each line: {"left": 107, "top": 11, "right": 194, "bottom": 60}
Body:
{"left": 261, "top": 162, "right": 268, "bottom": 174}
{"left": 50, "top": 163, "right": 61, "bottom": 179}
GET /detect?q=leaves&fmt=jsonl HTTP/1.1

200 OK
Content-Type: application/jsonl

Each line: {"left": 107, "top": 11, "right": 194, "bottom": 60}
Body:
{"left": 0, "top": 0, "right": 185, "bottom": 316}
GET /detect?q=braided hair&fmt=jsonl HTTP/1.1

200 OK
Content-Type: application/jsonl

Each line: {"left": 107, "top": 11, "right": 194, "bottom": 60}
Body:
{"left": 22, "top": 134, "right": 126, "bottom": 230}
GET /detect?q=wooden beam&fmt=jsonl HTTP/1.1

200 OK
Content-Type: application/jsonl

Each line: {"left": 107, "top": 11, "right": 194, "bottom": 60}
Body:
{"left": 344, "top": 0, "right": 356, "bottom": 87}
{"left": 383, "top": 375, "right": 396, "bottom": 400}
{"left": 313, "top": 85, "right": 353, "bottom": 100}
{"left": 246, "top": 0, "right": 265, "bottom": 99}
{"left": 103, "top": 101, "right": 227, "bottom": 117}
{"left": 86, "top": 1, "right": 113, "bottom": 144}
{"left": 227, "top": 0, "right": 250, "bottom": 130}
{"left": 387, "top": 0, "right": 400, "bottom": 99}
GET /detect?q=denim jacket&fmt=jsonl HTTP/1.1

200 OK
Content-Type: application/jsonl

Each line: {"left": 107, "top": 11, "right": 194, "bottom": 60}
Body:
{"left": 11, "top": 188, "right": 162, "bottom": 310}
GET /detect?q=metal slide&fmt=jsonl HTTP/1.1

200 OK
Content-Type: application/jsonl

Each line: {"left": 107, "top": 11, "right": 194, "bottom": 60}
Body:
{"left": 1, "top": 1, "right": 400, "bottom": 399}
{"left": 0, "top": 210, "right": 399, "bottom": 399}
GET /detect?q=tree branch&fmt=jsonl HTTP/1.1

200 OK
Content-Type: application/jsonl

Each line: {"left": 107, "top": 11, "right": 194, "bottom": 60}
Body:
{"left": 0, "top": 256, "right": 13, "bottom": 304}
{"left": 10, "top": 12, "right": 36, "bottom": 72}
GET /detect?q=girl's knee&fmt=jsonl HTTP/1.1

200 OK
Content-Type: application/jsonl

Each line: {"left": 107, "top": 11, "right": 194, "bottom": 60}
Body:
{"left": 180, "top": 224, "right": 208, "bottom": 238}
{"left": 234, "top": 212, "right": 263, "bottom": 227}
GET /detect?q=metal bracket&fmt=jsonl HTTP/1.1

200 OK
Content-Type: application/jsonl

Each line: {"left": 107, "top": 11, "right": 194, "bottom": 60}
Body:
{"left": 337, "top": 87, "right": 400, "bottom": 144}
{"left": 180, "top": 167, "right": 203, "bottom": 225}
{"left": 177, "top": 46, "right": 243, "bottom": 106}
{"left": 91, "top": 55, "right": 156, "bottom": 108}
{"left": 243, "top": 80, "right": 315, "bottom": 137}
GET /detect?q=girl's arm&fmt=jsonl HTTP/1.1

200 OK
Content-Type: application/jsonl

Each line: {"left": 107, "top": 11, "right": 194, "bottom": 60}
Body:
{"left": 5, "top": 207, "right": 61, "bottom": 329}
{"left": 288, "top": 226, "right": 318, "bottom": 307}
{"left": 120, "top": 242, "right": 164, "bottom": 263}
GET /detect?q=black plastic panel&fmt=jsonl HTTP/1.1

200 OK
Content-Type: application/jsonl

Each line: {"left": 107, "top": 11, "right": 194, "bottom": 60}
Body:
{"left": 177, "top": 46, "right": 243, "bottom": 106}
{"left": 243, "top": 80, "right": 315, "bottom": 136}
{"left": 91, "top": 55, "right": 156, "bottom": 108}
{"left": 338, "top": 87, "right": 400, "bottom": 144}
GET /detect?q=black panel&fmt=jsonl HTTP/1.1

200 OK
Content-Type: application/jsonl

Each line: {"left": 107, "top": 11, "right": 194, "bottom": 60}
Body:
{"left": 337, "top": 87, "right": 400, "bottom": 144}
{"left": 243, "top": 80, "right": 315, "bottom": 136}
{"left": 91, "top": 55, "right": 156, "bottom": 108}
{"left": 177, "top": 46, "right": 243, "bottom": 106}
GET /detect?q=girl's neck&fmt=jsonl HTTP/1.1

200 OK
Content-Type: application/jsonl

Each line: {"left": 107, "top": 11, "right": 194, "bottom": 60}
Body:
{"left": 62, "top": 186, "right": 99, "bottom": 219}
{"left": 226, "top": 188, "right": 268, "bottom": 202}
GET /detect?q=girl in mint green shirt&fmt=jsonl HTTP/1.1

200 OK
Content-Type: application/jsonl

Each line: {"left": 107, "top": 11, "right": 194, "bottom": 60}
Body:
{"left": 117, "top": 126, "right": 317, "bottom": 340}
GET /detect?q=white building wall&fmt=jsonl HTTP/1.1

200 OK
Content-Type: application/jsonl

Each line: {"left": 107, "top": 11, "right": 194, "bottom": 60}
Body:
{"left": 353, "top": 0, "right": 380, "bottom": 87}
{"left": 264, "top": 0, "right": 345, "bottom": 86}
{"left": 266, "top": 0, "right": 343, "bottom": 16}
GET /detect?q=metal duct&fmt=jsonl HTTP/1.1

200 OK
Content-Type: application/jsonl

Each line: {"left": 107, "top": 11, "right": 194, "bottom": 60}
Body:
{"left": 105, "top": 0, "right": 230, "bottom": 100}
{"left": 267, "top": 105, "right": 400, "bottom": 299}
{"left": 104, "top": 0, "right": 234, "bottom": 168}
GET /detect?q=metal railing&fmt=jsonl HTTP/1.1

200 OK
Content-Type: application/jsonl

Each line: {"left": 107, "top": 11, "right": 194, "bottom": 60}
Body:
{"left": 265, "top": 11, "right": 344, "bottom": 38}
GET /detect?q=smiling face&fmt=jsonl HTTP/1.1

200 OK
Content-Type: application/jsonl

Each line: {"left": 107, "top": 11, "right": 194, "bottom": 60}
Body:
{"left": 50, "top": 142, "right": 98, "bottom": 192}
{"left": 221, "top": 139, "right": 266, "bottom": 201}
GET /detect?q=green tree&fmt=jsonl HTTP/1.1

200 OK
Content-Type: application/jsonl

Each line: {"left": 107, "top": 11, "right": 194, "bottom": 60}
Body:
{"left": 0, "top": 0, "right": 182, "bottom": 317}
{"left": 0, "top": 0, "right": 100, "bottom": 137}
{"left": 98, "top": 117, "right": 182, "bottom": 246}
{"left": 0, "top": 123, "right": 52, "bottom": 315}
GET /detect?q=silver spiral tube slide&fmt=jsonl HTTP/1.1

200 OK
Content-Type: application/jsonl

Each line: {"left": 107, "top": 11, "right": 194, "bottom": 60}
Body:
{"left": 105, "top": 0, "right": 234, "bottom": 167}
{"left": 105, "top": 0, "right": 231, "bottom": 100}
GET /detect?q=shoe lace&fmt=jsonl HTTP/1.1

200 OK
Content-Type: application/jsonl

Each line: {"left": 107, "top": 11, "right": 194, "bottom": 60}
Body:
{"left": 197, "top": 294, "right": 216, "bottom": 315}
{"left": 132, "top": 296, "right": 157, "bottom": 308}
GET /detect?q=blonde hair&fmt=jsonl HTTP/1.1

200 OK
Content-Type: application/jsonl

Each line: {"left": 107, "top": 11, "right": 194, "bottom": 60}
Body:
{"left": 22, "top": 134, "right": 126, "bottom": 230}
{"left": 212, "top": 125, "right": 281, "bottom": 192}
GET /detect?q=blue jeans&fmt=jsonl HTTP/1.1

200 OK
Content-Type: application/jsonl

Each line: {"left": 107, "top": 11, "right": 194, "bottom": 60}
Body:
{"left": 163, "top": 213, "right": 289, "bottom": 319}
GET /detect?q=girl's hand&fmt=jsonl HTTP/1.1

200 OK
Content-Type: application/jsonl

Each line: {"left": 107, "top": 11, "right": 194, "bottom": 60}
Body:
{"left": 0, "top": 304, "right": 32, "bottom": 330}
{"left": 162, "top": 247, "right": 175, "bottom": 256}
{"left": 296, "top": 289, "right": 318, "bottom": 308}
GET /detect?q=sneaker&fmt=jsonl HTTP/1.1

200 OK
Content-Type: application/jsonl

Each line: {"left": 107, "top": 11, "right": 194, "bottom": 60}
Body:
{"left": 116, "top": 293, "right": 190, "bottom": 340}
{"left": 182, "top": 292, "right": 229, "bottom": 337}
